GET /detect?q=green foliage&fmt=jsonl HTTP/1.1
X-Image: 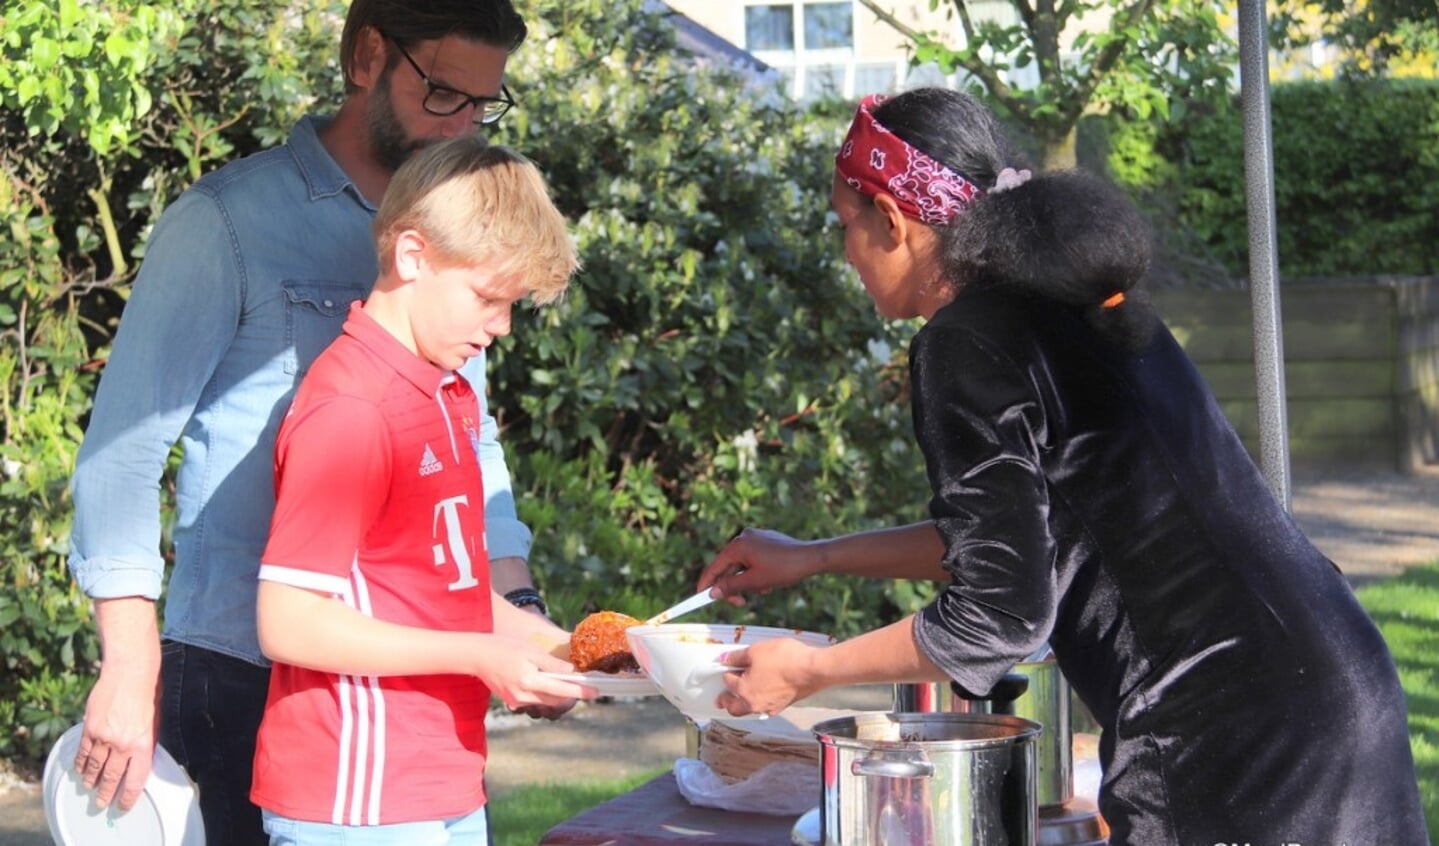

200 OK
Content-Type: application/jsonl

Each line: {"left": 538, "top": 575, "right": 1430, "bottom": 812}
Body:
{"left": 0, "top": 0, "right": 184, "bottom": 156}
{"left": 1355, "top": 561, "right": 1439, "bottom": 842}
{"left": 0, "top": 99, "right": 103, "bottom": 770}
{"left": 1149, "top": 78, "right": 1439, "bottom": 278}
{"left": 494, "top": 0, "right": 932, "bottom": 634}
{"left": 872, "top": 0, "right": 1236, "bottom": 169}
{"left": 0, "top": 0, "right": 348, "bottom": 770}
{"left": 1273, "top": 0, "right": 1439, "bottom": 78}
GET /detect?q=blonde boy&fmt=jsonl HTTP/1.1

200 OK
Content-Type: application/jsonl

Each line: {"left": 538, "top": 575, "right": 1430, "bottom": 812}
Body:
{"left": 249, "top": 137, "right": 584, "bottom": 845}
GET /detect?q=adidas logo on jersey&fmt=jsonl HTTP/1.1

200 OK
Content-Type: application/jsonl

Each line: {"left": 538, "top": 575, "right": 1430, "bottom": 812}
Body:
{"left": 419, "top": 444, "right": 443, "bottom": 476}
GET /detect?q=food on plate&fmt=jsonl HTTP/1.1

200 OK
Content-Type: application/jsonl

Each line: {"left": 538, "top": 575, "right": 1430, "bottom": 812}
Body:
{"left": 570, "top": 611, "right": 643, "bottom": 673}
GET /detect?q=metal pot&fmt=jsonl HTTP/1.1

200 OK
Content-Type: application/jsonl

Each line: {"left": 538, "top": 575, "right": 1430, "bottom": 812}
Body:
{"left": 1006, "top": 655, "right": 1072, "bottom": 809}
{"left": 812, "top": 712, "right": 1041, "bottom": 846}
{"left": 895, "top": 653, "right": 1073, "bottom": 809}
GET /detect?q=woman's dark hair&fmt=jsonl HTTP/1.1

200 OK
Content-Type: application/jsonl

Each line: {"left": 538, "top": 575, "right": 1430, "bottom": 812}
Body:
{"left": 872, "top": 88, "right": 1156, "bottom": 350}
{"left": 340, "top": 0, "right": 528, "bottom": 93}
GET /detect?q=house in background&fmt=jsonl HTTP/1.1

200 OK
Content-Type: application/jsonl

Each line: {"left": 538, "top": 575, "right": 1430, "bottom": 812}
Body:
{"left": 651, "top": 0, "right": 774, "bottom": 73}
{"left": 662, "top": 0, "right": 947, "bottom": 100}
{"left": 660, "top": 1, "right": 1092, "bottom": 101}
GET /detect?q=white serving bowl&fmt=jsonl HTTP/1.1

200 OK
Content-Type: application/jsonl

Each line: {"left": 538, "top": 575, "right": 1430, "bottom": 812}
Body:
{"left": 626, "top": 623, "right": 835, "bottom": 722}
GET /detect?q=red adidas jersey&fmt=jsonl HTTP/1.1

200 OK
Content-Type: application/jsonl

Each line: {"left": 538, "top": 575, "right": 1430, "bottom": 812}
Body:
{"left": 251, "top": 303, "right": 494, "bottom": 825}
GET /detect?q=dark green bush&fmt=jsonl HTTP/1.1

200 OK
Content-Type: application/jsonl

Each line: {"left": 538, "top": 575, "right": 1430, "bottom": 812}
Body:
{"left": 489, "top": 2, "right": 930, "bottom": 631}
{"left": 1111, "top": 78, "right": 1439, "bottom": 279}
{"left": 2, "top": 0, "right": 932, "bottom": 772}
{"left": 1, "top": 0, "right": 350, "bottom": 769}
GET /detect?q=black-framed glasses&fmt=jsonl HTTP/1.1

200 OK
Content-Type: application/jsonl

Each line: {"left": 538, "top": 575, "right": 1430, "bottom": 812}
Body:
{"left": 387, "top": 37, "right": 516, "bottom": 125}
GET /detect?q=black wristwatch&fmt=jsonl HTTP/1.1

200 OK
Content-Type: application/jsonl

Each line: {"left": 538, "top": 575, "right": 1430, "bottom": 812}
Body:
{"left": 504, "top": 587, "right": 548, "bottom": 617}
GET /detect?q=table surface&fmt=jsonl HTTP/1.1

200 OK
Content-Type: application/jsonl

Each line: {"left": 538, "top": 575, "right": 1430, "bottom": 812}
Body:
{"left": 538, "top": 772, "right": 803, "bottom": 846}
{"left": 536, "top": 730, "right": 1105, "bottom": 846}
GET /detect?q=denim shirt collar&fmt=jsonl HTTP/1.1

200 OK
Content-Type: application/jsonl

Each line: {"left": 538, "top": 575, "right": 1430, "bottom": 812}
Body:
{"left": 288, "top": 115, "right": 377, "bottom": 212}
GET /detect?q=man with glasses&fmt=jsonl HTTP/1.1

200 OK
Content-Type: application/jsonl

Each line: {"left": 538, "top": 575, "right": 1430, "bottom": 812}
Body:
{"left": 66, "top": 2, "right": 558, "bottom": 844}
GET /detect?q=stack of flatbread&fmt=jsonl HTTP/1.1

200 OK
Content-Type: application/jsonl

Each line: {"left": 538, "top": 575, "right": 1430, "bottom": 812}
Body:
{"left": 696, "top": 706, "right": 855, "bottom": 783}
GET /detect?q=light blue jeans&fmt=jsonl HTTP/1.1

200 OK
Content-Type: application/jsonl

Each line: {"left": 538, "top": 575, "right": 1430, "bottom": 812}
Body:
{"left": 261, "top": 805, "right": 489, "bottom": 846}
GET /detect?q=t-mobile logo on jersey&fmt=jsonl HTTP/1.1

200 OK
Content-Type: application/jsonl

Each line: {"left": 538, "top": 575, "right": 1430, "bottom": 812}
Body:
{"left": 432, "top": 494, "right": 481, "bottom": 591}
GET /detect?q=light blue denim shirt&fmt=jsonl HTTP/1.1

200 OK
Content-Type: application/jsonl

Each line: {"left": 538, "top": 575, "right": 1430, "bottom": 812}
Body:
{"left": 68, "top": 116, "right": 531, "bottom": 665}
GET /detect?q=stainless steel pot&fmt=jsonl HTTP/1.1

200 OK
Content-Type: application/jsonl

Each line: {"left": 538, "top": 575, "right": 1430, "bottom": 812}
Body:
{"left": 812, "top": 712, "right": 1041, "bottom": 846}
{"left": 1010, "top": 656, "right": 1072, "bottom": 809}
{"left": 895, "top": 653, "right": 1073, "bottom": 809}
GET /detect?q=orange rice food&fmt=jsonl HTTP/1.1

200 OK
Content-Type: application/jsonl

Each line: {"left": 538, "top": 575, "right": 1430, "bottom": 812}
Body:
{"left": 569, "top": 611, "right": 643, "bottom": 673}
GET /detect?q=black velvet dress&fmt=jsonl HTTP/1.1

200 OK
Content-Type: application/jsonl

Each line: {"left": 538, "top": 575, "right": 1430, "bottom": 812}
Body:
{"left": 908, "top": 289, "right": 1428, "bottom": 845}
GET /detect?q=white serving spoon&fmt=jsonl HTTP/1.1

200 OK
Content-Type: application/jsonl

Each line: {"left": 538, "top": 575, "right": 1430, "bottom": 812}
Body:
{"left": 644, "top": 588, "right": 720, "bottom": 626}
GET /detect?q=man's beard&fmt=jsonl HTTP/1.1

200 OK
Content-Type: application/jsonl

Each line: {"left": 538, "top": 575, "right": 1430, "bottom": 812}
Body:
{"left": 367, "top": 71, "right": 430, "bottom": 172}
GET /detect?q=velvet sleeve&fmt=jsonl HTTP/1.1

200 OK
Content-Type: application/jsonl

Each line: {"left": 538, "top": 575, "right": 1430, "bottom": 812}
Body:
{"left": 908, "top": 324, "right": 1058, "bottom": 696}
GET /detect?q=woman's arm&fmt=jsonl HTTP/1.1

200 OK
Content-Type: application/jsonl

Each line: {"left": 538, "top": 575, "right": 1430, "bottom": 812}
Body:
{"left": 698, "top": 522, "right": 948, "bottom": 603}
{"left": 716, "top": 615, "right": 949, "bottom": 717}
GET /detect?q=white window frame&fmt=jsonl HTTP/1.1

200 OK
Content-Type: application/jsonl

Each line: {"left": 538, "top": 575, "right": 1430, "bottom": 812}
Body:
{"left": 738, "top": 1, "right": 859, "bottom": 100}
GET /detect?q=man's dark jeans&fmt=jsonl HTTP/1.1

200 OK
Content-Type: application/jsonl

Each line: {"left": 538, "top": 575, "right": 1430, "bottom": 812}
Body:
{"left": 160, "top": 640, "right": 270, "bottom": 846}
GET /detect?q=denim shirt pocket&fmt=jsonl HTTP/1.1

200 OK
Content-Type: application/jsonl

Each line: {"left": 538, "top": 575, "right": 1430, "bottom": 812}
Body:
{"left": 282, "top": 280, "right": 366, "bottom": 376}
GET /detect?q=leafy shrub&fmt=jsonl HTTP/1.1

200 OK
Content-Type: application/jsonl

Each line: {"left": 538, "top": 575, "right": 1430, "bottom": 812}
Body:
{"left": 1, "top": 0, "right": 933, "bottom": 772}
{"left": 1, "top": 0, "right": 347, "bottom": 770}
{"left": 1106, "top": 78, "right": 1439, "bottom": 280}
{"left": 490, "top": 1, "right": 933, "bottom": 633}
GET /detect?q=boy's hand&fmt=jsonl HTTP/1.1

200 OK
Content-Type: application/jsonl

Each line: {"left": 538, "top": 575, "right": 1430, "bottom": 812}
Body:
{"left": 482, "top": 640, "right": 594, "bottom": 718}
{"left": 527, "top": 630, "right": 570, "bottom": 661}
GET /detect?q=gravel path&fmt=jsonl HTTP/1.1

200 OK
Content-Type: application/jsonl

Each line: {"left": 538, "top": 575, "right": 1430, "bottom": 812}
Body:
{"left": 4, "top": 462, "right": 1437, "bottom": 845}
{"left": 1290, "top": 461, "right": 1439, "bottom": 585}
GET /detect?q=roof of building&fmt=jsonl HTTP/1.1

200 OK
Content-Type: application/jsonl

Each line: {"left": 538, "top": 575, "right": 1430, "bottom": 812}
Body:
{"left": 650, "top": 1, "right": 770, "bottom": 73}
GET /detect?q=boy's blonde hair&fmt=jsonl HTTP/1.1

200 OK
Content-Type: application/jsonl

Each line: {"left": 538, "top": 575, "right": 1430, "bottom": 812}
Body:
{"left": 374, "top": 137, "right": 577, "bottom": 304}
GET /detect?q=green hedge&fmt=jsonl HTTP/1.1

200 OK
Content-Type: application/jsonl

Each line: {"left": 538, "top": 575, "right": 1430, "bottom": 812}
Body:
{"left": 1, "top": 0, "right": 350, "bottom": 770}
{"left": 0, "top": 0, "right": 932, "bottom": 771}
{"left": 485, "top": 7, "right": 931, "bottom": 628}
{"left": 1165, "top": 79, "right": 1439, "bottom": 278}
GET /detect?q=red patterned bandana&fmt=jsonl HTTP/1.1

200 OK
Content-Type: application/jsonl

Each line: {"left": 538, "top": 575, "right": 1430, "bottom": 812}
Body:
{"left": 834, "top": 94, "right": 984, "bottom": 226}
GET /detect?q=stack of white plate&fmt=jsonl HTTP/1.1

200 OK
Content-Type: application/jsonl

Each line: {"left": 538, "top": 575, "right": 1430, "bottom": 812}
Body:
{"left": 42, "top": 723, "right": 205, "bottom": 845}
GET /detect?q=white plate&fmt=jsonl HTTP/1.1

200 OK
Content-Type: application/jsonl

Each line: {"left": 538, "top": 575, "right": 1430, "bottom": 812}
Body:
{"left": 43, "top": 723, "right": 205, "bottom": 845}
{"left": 544, "top": 671, "right": 659, "bottom": 697}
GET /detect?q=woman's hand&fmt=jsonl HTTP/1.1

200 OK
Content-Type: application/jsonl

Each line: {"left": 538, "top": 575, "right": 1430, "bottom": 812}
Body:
{"left": 715, "top": 617, "right": 949, "bottom": 718}
{"left": 715, "top": 637, "right": 822, "bottom": 718}
{"left": 697, "top": 528, "right": 825, "bottom": 607}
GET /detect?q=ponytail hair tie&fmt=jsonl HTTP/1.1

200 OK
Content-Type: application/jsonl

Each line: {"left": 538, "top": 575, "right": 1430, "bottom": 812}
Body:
{"left": 991, "top": 167, "right": 1032, "bottom": 193}
{"left": 1101, "top": 291, "right": 1126, "bottom": 309}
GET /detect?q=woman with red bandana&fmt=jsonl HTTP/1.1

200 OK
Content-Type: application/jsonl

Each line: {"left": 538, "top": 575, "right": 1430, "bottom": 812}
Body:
{"left": 697, "top": 88, "right": 1427, "bottom": 845}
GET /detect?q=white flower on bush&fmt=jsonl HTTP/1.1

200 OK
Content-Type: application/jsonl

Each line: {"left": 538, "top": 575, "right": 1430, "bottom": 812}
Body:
{"left": 1, "top": 456, "right": 19, "bottom": 480}
{"left": 731, "top": 429, "right": 758, "bottom": 473}
{"left": 866, "top": 338, "right": 891, "bottom": 364}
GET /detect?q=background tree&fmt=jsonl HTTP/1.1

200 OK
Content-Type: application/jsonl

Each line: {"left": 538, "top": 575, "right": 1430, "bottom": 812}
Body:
{"left": 483, "top": 0, "right": 934, "bottom": 631}
{"left": 856, "top": 0, "right": 1237, "bottom": 170}
{"left": 1279, "top": 0, "right": 1438, "bottom": 76}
